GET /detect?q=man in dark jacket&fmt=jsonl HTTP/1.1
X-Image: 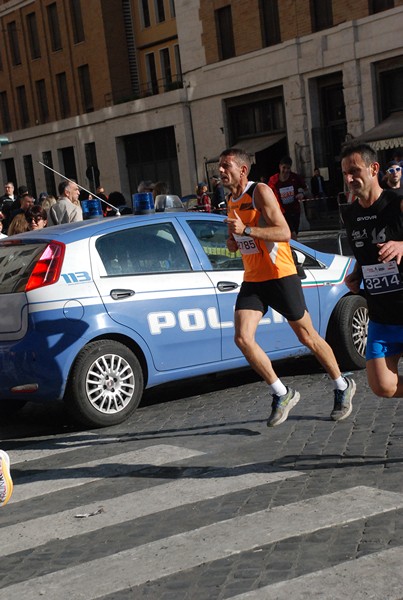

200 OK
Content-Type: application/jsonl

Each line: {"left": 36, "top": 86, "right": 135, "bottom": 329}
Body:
{"left": 210, "top": 175, "right": 226, "bottom": 212}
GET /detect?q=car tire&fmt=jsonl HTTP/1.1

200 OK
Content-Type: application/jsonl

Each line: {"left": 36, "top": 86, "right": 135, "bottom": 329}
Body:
{"left": 65, "top": 340, "right": 144, "bottom": 428}
{"left": 326, "top": 295, "right": 368, "bottom": 371}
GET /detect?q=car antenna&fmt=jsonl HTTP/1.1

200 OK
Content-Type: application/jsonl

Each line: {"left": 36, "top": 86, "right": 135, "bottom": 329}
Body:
{"left": 37, "top": 160, "right": 121, "bottom": 217}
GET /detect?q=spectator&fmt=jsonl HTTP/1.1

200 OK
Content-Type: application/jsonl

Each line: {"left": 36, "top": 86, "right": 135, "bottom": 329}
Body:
{"left": 196, "top": 182, "right": 211, "bottom": 212}
{"left": 268, "top": 156, "right": 310, "bottom": 239}
{"left": 94, "top": 192, "right": 108, "bottom": 216}
{"left": 16, "top": 184, "right": 29, "bottom": 203}
{"left": 0, "top": 181, "right": 15, "bottom": 203}
{"left": 38, "top": 191, "right": 49, "bottom": 205}
{"left": 25, "top": 205, "right": 48, "bottom": 230}
{"left": 108, "top": 191, "right": 127, "bottom": 213}
{"left": 137, "top": 180, "right": 154, "bottom": 193}
{"left": 310, "top": 167, "right": 327, "bottom": 217}
{"left": 152, "top": 181, "right": 168, "bottom": 201}
{"left": 40, "top": 194, "right": 57, "bottom": 213}
{"left": 9, "top": 194, "right": 34, "bottom": 221}
{"left": 9, "top": 184, "right": 33, "bottom": 214}
{"left": 105, "top": 190, "right": 131, "bottom": 215}
{"left": 210, "top": 175, "right": 226, "bottom": 213}
{"left": 0, "top": 216, "right": 6, "bottom": 239}
{"left": 48, "top": 181, "right": 83, "bottom": 225}
{"left": 381, "top": 161, "right": 403, "bottom": 196}
{"left": 152, "top": 181, "right": 168, "bottom": 212}
{"left": 96, "top": 185, "right": 108, "bottom": 198}
{"left": 8, "top": 213, "right": 29, "bottom": 235}
{"left": 392, "top": 150, "right": 403, "bottom": 168}
{"left": 0, "top": 182, "right": 15, "bottom": 233}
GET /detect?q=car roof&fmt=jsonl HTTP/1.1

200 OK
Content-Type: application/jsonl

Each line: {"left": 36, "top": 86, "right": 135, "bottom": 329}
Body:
{"left": 1, "top": 213, "right": 228, "bottom": 244}
{"left": 0, "top": 213, "right": 342, "bottom": 270}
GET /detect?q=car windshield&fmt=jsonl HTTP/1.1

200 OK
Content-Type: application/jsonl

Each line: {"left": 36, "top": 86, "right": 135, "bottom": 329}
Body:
{"left": 0, "top": 241, "right": 47, "bottom": 293}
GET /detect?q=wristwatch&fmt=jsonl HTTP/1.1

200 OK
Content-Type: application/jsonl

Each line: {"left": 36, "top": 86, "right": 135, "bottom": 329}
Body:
{"left": 243, "top": 226, "right": 252, "bottom": 236}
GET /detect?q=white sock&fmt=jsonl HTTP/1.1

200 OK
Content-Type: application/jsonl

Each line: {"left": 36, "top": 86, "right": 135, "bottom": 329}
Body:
{"left": 333, "top": 376, "right": 348, "bottom": 391}
{"left": 270, "top": 379, "right": 288, "bottom": 397}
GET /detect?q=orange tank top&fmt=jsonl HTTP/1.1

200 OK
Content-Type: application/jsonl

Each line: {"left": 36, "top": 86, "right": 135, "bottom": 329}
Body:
{"left": 227, "top": 181, "right": 297, "bottom": 282}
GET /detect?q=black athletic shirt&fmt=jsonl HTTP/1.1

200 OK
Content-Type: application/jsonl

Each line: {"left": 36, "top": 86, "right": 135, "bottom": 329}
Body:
{"left": 343, "top": 190, "right": 403, "bottom": 324}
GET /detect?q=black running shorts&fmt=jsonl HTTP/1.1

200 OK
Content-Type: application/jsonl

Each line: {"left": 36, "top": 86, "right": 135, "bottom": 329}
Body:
{"left": 235, "top": 274, "right": 307, "bottom": 321}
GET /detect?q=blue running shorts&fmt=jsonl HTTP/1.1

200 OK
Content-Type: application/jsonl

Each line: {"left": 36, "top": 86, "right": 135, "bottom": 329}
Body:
{"left": 366, "top": 320, "right": 403, "bottom": 360}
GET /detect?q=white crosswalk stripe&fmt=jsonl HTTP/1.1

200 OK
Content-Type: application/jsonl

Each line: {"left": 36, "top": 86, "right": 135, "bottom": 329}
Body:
{"left": 1, "top": 484, "right": 402, "bottom": 600}
{"left": 11, "top": 443, "right": 204, "bottom": 502}
{"left": 0, "top": 469, "right": 302, "bottom": 557}
{"left": 1, "top": 441, "right": 403, "bottom": 600}
{"left": 10, "top": 434, "right": 122, "bottom": 464}
{"left": 231, "top": 546, "right": 403, "bottom": 599}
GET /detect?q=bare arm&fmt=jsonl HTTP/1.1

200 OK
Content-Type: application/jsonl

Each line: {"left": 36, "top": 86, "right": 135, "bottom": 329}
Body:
{"left": 226, "top": 183, "right": 291, "bottom": 242}
{"left": 226, "top": 237, "right": 238, "bottom": 252}
{"left": 345, "top": 262, "right": 362, "bottom": 294}
{"left": 377, "top": 241, "right": 403, "bottom": 265}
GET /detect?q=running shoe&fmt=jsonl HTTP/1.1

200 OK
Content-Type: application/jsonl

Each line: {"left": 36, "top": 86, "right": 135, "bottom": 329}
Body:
{"left": 331, "top": 377, "right": 356, "bottom": 421}
{"left": 0, "top": 450, "right": 13, "bottom": 507}
{"left": 267, "top": 387, "right": 300, "bottom": 427}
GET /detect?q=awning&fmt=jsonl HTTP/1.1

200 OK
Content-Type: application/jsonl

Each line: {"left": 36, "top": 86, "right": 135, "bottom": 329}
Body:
{"left": 231, "top": 133, "right": 285, "bottom": 160}
{"left": 205, "top": 133, "right": 285, "bottom": 167}
{"left": 204, "top": 134, "right": 285, "bottom": 182}
{"left": 352, "top": 110, "right": 403, "bottom": 150}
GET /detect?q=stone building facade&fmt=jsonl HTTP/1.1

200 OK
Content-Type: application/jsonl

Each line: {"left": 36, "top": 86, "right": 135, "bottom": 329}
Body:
{"left": 0, "top": 0, "right": 401, "bottom": 202}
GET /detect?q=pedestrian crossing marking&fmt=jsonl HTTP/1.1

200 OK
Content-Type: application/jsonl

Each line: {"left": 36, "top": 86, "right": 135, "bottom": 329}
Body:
{"left": 0, "top": 486, "right": 401, "bottom": 600}
{"left": 10, "top": 435, "right": 122, "bottom": 464}
{"left": 1, "top": 469, "right": 303, "bottom": 557}
{"left": 11, "top": 444, "right": 204, "bottom": 503}
{"left": 231, "top": 545, "right": 403, "bottom": 599}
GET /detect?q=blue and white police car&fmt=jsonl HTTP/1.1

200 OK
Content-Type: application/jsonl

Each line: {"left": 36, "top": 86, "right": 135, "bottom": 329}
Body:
{"left": 0, "top": 213, "right": 367, "bottom": 427}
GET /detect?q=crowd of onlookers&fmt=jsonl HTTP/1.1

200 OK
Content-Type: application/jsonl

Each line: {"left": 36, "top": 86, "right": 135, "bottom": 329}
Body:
{"left": 0, "top": 180, "right": 132, "bottom": 237}
{"left": 1, "top": 152, "right": 401, "bottom": 239}
{"left": 0, "top": 182, "right": 51, "bottom": 237}
{"left": 0, "top": 172, "right": 228, "bottom": 237}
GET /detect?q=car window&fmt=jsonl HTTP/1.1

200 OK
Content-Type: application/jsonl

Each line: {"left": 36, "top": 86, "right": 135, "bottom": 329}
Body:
{"left": 96, "top": 223, "right": 191, "bottom": 276}
{"left": 187, "top": 220, "right": 242, "bottom": 270}
{"left": 0, "top": 241, "right": 47, "bottom": 293}
{"left": 293, "top": 247, "right": 323, "bottom": 269}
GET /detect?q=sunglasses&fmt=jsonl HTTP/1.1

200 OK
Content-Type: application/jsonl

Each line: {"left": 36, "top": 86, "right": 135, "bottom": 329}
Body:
{"left": 27, "top": 216, "right": 43, "bottom": 224}
{"left": 387, "top": 166, "right": 401, "bottom": 174}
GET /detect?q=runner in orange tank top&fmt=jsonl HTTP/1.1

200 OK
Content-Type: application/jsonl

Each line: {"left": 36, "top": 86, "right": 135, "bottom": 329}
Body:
{"left": 221, "top": 148, "right": 356, "bottom": 426}
{"left": 227, "top": 181, "right": 296, "bottom": 282}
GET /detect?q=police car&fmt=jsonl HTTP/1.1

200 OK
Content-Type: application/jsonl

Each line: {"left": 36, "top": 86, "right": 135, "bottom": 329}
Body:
{"left": 0, "top": 213, "right": 367, "bottom": 427}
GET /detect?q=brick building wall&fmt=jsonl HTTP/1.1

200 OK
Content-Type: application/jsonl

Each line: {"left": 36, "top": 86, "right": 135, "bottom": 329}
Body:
{"left": 201, "top": 0, "right": 403, "bottom": 64}
{"left": 0, "top": 0, "right": 115, "bottom": 128}
{"left": 0, "top": 0, "right": 401, "bottom": 201}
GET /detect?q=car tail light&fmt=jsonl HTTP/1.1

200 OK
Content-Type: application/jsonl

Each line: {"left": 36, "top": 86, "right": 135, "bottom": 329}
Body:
{"left": 25, "top": 241, "right": 65, "bottom": 291}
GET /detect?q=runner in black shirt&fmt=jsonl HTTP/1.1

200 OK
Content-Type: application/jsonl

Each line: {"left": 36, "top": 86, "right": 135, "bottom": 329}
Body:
{"left": 341, "top": 142, "right": 403, "bottom": 399}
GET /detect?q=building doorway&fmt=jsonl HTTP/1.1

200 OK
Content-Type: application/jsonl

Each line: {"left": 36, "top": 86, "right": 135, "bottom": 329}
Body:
{"left": 311, "top": 74, "right": 347, "bottom": 201}
{"left": 124, "top": 126, "right": 180, "bottom": 197}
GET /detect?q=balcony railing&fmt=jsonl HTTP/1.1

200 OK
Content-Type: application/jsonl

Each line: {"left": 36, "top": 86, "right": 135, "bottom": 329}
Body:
{"left": 105, "top": 75, "right": 184, "bottom": 106}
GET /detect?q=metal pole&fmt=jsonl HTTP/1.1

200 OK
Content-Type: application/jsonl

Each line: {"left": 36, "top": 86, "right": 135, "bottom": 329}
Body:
{"left": 38, "top": 161, "right": 121, "bottom": 216}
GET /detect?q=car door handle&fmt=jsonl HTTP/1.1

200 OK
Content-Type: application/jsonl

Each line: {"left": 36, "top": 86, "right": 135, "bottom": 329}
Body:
{"left": 110, "top": 289, "right": 135, "bottom": 300}
{"left": 217, "top": 281, "right": 239, "bottom": 292}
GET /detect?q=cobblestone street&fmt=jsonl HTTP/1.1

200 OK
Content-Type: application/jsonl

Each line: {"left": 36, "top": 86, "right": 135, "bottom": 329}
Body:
{"left": 1, "top": 359, "right": 403, "bottom": 598}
